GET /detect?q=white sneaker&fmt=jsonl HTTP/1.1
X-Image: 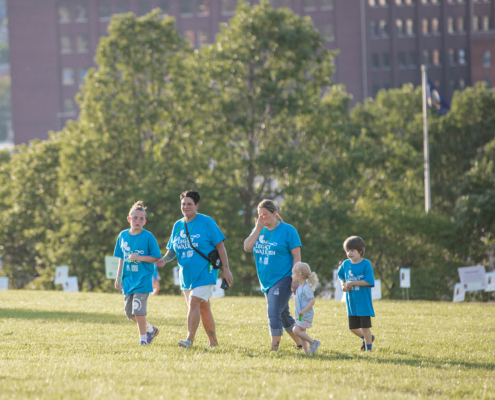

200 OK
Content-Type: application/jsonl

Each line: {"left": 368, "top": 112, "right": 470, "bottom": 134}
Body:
{"left": 309, "top": 340, "right": 321, "bottom": 354}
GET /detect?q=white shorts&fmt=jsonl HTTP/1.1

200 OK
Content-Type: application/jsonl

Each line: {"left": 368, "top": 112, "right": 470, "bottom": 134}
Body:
{"left": 183, "top": 284, "right": 214, "bottom": 303}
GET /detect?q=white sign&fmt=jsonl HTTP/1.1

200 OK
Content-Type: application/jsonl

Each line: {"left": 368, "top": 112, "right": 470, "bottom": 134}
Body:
{"left": 334, "top": 282, "right": 344, "bottom": 301}
{"left": 453, "top": 283, "right": 465, "bottom": 302}
{"left": 371, "top": 279, "right": 382, "bottom": 300}
{"left": 0, "top": 277, "right": 8, "bottom": 290}
{"left": 458, "top": 266, "right": 486, "bottom": 291}
{"left": 485, "top": 272, "right": 495, "bottom": 292}
{"left": 62, "top": 276, "right": 79, "bottom": 292}
{"left": 333, "top": 269, "right": 339, "bottom": 287}
{"left": 173, "top": 267, "right": 180, "bottom": 286}
{"left": 210, "top": 278, "right": 225, "bottom": 298}
{"left": 105, "top": 256, "right": 120, "bottom": 279}
{"left": 54, "top": 266, "right": 69, "bottom": 284}
{"left": 400, "top": 268, "right": 411, "bottom": 288}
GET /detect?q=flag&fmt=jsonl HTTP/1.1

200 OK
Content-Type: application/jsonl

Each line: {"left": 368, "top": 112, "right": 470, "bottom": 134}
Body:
{"left": 426, "top": 78, "right": 450, "bottom": 116}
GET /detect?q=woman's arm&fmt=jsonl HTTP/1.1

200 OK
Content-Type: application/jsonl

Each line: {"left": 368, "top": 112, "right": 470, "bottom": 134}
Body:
{"left": 243, "top": 218, "right": 265, "bottom": 252}
{"left": 156, "top": 250, "right": 176, "bottom": 268}
{"left": 290, "top": 246, "right": 302, "bottom": 293}
{"left": 216, "top": 241, "right": 234, "bottom": 286}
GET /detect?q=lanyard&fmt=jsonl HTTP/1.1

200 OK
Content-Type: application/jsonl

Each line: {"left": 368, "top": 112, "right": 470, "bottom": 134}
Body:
{"left": 128, "top": 229, "right": 143, "bottom": 264}
{"left": 182, "top": 217, "right": 196, "bottom": 237}
{"left": 262, "top": 222, "right": 278, "bottom": 251}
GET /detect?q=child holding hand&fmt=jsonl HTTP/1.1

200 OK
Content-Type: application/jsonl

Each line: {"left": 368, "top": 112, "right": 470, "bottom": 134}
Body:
{"left": 292, "top": 261, "right": 321, "bottom": 354}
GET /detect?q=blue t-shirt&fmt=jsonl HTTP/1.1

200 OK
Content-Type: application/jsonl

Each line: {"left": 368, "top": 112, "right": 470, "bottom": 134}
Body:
{"left": 338, "top": 258, "right": 375, "bottom": 317}
{"left": 152, "top": 264, "right": 159, "bottom": 281}
{"left": 253, "top": 222, "right": 302, "bottom": 293}
{"left": 166, "top": 214, "right": 226, "bottom": 291}
{"left": 113, "top": 229, "right": 162, "bottom": 295}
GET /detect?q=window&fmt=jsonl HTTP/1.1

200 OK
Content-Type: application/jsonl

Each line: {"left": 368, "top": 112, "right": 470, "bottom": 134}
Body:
{"left": 447, "top": 17, "right": 454, "bottom": 34}
{"left": 405, "top": 0, "right": 414, "bottom": 4}
{"left": 76, "top": 35, "right": 89, "bottom": 53}
{"left": 484, "top": 77, "right": 491, "bottom": 89}
{"left": 198, "top": 0, "right": 210, "bottom": 15}
{"left": 473, "top": 16, "right": 479, "bottom": 31}
{"left": 372, "top": 84, "right": 380, "bottom": 97}
{"left": 421, "top": 0, "right": 427, "bottom": 4}
{"left": 184, "top": 30, "right": 195, "bottom": 46}
{"left": 221, "top": 0, "right": 236, "bottom": 14}
{"left": 379, "top": 0, "right": 388, "bottom": 5}
{"left": 449, "top": 80, "right": 456, "bottom": 94}
{"left": 62, "top": 68, "right": 74, "bottom": 85}
{"left": 457, "top": 17, "right": 465, "bottom": 33}
{"left": 422, "top": 18, "right": 429, "bottom": 35}
{"left": 382, "top": 53, "right": 390, "bottom": 69}
{"left": 459, "top": 79, "right": 465, "bottom": 90}
{"left": 157, "top": 1, "right": 169, "bottom": 15}
{"left": 372, "top": 53, "right": 380, "bottom": 69}
{"left": 482, "top": 16, "right": 490, "bottom": 31}
{"left": 398, "top": 51, "right": 406, "bottom": 67}
{"left": 321, "top": 0, "right": 334, "bottom": 9}
{"left": 138, "top": 1, "right": 152, "bottom": 16}
{"left": 116, "top": 0, "right": 128, "bottom": 13}
{"left": 63, "top": 99, "right": 75, "bottom": 113}
{"left": 98, "top": 1, "right": 111, "bottom": 19}
{"left": 369, "top": 0, "right": 376, "bottom": 6}
{"left": 78, "top": 68, "right": 88, "bottom": 83}
{"left": 303, "top": 0, "right": 317, "bottom": 11}
{"left": 433, "top": 49, "right": 440, "bottom": 66}
{"left": 458, "top": 49, "right": 466, "bottom": 65}
{"left": 423, "top": 49, "right": 430, "bottom": 65}
{"left": 483, "top": 51, "right": 491, "bottom": 68}
{"left": 448, "top": 48, "right": 455, "bottom": 64}
{"left": 198, "top": 30, "right": 209, "bottom": 45}
{"left": 406, "top": 19, "right": 414, "bottom": 36}
{"left": 432, "top": 18, "right": 439, "bottom": 34}
{"left": 409, "top": 51, "right": 417, "bottom": 67}
{"left": 431, "top": 0, "right": 439, "bottom": 4}
{"left": 75, "top": 4, "right": 88, "bottom": 21}
{"left": 60, "top": 36, "right": 72, "bottom": 53}
{"left": 379, "top": 20, "right": 389, "bottom": 36}
{"left": 322, "top": 23, "right": 335, "bottom": 41}
{"left": 280, "top": 0, "right": 292, "bottom": 8}
{"left": 395, "top": 0, "right": 402, "bottom": 5}
{"left": 58, "top": 5, "right": 71, "bottom": 22}
{"left": 370, "top": 21, "right": 378, "bottom": 37}
{"left": 396, "top": 19, "right": 404, "bottom": 35}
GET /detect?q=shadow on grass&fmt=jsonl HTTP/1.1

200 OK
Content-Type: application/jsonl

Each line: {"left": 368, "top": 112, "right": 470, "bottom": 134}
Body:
{"left": 0, "top": 308, "right": 183, "bottom": 327}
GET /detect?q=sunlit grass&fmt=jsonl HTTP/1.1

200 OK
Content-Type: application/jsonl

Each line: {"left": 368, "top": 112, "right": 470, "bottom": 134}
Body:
{"left": 0, "top": 291, "right": 494, "bottom": 399}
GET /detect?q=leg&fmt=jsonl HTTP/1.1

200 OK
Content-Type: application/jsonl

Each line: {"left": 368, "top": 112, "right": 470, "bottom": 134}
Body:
{"left": 135, "top": 315, "right": 147, "bottom": 335}
{"left": 362, "top": 328, "right": 372, "bottom": 345}
{"left": 279, "top": 279, "right": 302, "bottom": 347}
{"left": 266, "top": 279, "right": 288, "bottom": 350}
{"left": 271, "top": 336, "right": 281, "bottom": 351}
{"left": 152, "top": 279, "right": 160, "bottom": 296}
{"left": 200, "top": 300, "right": 218, "bottom": 347}
{"left": 293, "top": 326, "right": 311, "bottom": 353}
{"left": 350, "top": 328, "right": 364, "bottom": 338}
{"left": 186, "top": 296, "right": 202, "bottom": 345}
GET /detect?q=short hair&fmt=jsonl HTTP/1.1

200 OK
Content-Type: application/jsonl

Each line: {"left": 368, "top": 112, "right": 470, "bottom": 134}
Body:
{"left": 180, "top": 190, "right": 200, "bottom": 205}
{"left": 129, "top": 200, "right": 147, "bottom": 217}
{"left": 343, "top": 236, "right": 365, "bottom": 256}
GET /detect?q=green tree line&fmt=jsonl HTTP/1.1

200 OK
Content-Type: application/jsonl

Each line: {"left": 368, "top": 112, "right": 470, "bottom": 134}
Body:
{"left": 1, "top": 1, "right": 494, "bottom": 299}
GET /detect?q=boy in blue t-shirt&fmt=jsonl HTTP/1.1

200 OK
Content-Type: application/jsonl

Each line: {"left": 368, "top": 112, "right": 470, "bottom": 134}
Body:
{"left": 338, "top": 236, "right": 376, "bottom": 352}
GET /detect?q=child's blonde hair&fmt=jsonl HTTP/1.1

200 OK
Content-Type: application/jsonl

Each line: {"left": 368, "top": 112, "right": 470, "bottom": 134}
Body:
{"left": 293, "top": 261, "right": 319, "bottom": 290}
{"left": 129, "top": 200, "right": 147, "bottom": 217}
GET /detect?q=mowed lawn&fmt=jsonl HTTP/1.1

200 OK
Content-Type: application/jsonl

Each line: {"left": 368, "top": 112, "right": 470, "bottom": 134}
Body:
{"left": 0, "top": 291, "right": 494, "bottom": 400}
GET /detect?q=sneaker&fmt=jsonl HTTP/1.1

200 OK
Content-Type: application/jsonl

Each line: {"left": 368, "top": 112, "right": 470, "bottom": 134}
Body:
{"left": 178, "top": 339, "right": 191, "bottom": 349}
{"left": 309, "top": 340, "right": 321, "bottom": 354}
{"left": 140, "top": 341, "right": 148, "bottom": 346}
{"left": 147, "top": 326, "right": 159, "bottom": 344}
{"left": 360, "top": 335, "right": 375, "bottom": 351}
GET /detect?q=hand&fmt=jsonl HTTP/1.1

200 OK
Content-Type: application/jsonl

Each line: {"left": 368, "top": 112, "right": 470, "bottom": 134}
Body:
{"left": 344, "top": 281, "right": 354, "bottom": 291}
{"left": 222, "top": 268, "right": 234, "bottom": 287}
{"left": 129, "top": 254, "right": 142, "bottom": 263}
{"left": 254, "top": 217, "right": 265, "bottom": 231}
{"left": 298, "top": 310, "right": 304, "bottom": 316}
{"left": 156, "top": 257, "right": 166, "bottom": 268}
{"left": 291, "top": 280, "right": 298, "bottom": 294}
{"left": 115, "top": 278, "right": 122, "bottom": 291}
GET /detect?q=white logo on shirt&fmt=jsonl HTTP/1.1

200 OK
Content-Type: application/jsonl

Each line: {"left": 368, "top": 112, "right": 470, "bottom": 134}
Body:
{"left": 187, "top": 250, "right": 194, "bottom": 257}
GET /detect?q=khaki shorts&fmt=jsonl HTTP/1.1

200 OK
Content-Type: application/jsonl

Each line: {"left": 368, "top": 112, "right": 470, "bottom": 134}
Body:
{"left": 183, "top": 284, "right": 214, "bottom": 303}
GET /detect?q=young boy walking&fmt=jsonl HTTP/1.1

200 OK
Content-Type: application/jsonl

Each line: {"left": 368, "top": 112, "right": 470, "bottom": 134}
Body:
{"left": 338, "top": 236, "right": 376, "bottom": 352}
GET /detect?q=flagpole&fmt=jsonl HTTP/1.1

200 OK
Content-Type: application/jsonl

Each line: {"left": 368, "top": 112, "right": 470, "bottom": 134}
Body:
{"left": 421, "top": 65, "right": 431, "bottom": 214}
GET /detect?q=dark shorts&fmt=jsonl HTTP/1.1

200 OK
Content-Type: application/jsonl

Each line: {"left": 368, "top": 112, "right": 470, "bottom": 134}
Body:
{"left": 348, "top": 316, "right": 372, "bottom": 330}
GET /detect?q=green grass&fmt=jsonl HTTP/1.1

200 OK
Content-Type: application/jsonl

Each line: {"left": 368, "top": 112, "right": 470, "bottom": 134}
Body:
{"left": 0, "top": 291, "right": 494, "bottom": 400}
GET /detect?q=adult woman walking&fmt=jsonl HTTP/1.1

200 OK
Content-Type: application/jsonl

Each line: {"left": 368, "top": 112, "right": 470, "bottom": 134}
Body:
{"left": 156, "top": 190, "right": 234, "bottom": 348}
{"left": 244, "top": 199, "right": 303, "bottom": 351}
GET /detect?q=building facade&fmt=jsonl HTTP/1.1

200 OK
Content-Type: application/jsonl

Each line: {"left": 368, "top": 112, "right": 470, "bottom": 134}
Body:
{"left": 7, "top": 0, "right": 495, "bottom": 144}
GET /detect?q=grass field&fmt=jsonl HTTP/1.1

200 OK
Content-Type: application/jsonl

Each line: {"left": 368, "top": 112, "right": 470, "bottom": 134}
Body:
{"left": 0, "top": 291, "right": 494, "bottom": 400}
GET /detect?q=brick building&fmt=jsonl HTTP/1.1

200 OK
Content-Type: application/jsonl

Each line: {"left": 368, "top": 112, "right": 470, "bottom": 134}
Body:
{"left": 7, "top": 0, "right": 495, "bottom": 144}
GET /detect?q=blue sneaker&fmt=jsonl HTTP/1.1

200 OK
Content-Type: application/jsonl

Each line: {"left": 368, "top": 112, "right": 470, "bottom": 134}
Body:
{"left": 140, "top": 341, "right": 148, "bottom": 346}
{"left": 147, "top": 326, "right": 159, "bottom": 344}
